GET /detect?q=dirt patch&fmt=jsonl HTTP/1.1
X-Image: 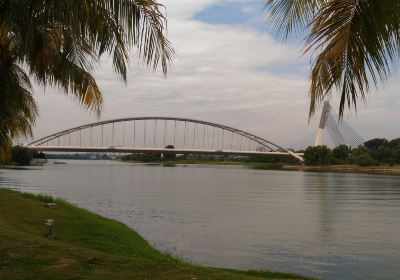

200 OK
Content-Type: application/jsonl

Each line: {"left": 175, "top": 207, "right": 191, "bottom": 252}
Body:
{"left": 48, "top": 258, "right": 77, "bottom": 268}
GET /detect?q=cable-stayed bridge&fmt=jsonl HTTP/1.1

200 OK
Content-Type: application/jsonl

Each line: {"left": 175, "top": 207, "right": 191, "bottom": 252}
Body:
{"left": 314, "top": 101, "right": 364, "bottom": 148}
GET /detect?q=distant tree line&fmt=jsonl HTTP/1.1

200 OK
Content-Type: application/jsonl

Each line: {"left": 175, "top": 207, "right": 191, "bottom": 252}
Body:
{"left": 119, "top": 144, "right": 300, "bottom": 165}
{"left": 121, "top": 152, "right": 163, "bottom": 162}
{"left": 46, "top": 153, "right": 112, "bottom": 160}
{"left": 304, "top": 138, "right": 400, "bottom": 166}
{"left": 120, "top": 145, "right": 176, "bottom": 162}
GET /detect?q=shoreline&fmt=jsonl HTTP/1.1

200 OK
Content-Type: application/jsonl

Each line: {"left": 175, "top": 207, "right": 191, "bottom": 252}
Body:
{"left": 0, "top": 188, "right": 311, "bottom": 280}
{"left": 282, "top": 165, "right": 400, "bottom": 176}
{"left": 120, "top": 160, "right": 400, "bottom": 175}
{"left": 4, "top": 158, "right": 399, "bottom": 176}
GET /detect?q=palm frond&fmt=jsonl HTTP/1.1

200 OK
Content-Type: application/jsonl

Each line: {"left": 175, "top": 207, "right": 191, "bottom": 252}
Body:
{"left": 0, "top": 0, "right": 175, "bottom": 154}
{"left": 307, "top": 0, "right": 400, "bottom": 116}
{"left": 51, "top": 55, "right": 103, "bottom": 115}
{"left": 9, "top": 0, "right": 173, "bottom": 111}
{"left": 266, "top": 0, "right": 400, "bottom": 118}
{"left": 98, "top": 0, "right": 175, "bottom": 74}
{"left": 265, "top": 0, "right": 326, "bottom": 38}
{"left": 0, "top": 62, "right": 38, "bottom": 149}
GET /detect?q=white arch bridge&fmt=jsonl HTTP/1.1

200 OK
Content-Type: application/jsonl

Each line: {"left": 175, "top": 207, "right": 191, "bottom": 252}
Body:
{"left": 25, "top": 117, "right": 304, "bottom": 162}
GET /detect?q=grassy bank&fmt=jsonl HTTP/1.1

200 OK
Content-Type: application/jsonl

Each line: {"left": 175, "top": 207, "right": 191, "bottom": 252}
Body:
{"left": 0, "top": 189, "right": 311, "bottom": 280}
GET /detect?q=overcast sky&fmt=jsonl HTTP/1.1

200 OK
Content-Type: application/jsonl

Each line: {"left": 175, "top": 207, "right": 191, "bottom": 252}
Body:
{"left": 30, "top": 0, "right": 400, "bottom": 147}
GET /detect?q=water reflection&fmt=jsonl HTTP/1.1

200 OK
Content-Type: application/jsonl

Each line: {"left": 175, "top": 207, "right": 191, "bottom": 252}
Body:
{"left": 0, "top": 161, "right": 399, "bottom": 280}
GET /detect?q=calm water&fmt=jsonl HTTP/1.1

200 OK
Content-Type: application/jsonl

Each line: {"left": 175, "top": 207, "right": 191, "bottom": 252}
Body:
{"left": 1, "top": 160, "right": 400, "bottom": 279}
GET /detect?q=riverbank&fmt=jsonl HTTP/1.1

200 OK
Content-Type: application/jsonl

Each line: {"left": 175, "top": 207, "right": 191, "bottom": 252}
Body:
{"left": 121, "top": 159, "right": 400, "bottom": 175}
{"left": 0, "top": 188, "right": 310, "bottom": 280}
{"left": 121, "top": 159, "right": 286, "bottom": 169}
{"left": 282, "top": 165, "right": 400, "bottom": 176}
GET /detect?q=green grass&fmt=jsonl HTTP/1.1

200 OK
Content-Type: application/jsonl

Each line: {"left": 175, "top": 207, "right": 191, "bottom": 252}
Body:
{"left": 0, "top": 188, "right": 312, "bottom": 280}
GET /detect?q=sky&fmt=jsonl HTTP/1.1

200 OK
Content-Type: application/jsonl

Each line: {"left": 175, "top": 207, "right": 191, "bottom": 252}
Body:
{"left": 30, "top": 0, "right": 400, "bottom": 148}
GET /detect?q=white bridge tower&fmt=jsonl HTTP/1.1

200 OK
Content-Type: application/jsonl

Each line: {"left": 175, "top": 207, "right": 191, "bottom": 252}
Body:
{"left": 314, "top": 101, "right": 331, "bottom": 147}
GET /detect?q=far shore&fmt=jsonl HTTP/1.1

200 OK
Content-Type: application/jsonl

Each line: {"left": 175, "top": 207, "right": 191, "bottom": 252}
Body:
{"left": 282, "top": 165, "right": 400, "bottom": 176}
{"left": 120, "top": 159, "right": 400, "bottom": 176}
{"left": 3, "top": 158, "right": 400, "bottom": 176}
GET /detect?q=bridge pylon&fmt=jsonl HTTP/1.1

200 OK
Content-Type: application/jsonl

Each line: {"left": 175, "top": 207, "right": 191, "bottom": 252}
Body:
{"left": 314, "top": 101, "right": 331, "bottom": 147}
{"left": 313, "top": 101, "right": 364, "bottom": 148}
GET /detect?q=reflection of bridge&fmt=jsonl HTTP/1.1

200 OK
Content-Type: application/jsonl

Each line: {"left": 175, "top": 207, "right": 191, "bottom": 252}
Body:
{"left": 26, "top": 117, "right": 304, "bottom": 162}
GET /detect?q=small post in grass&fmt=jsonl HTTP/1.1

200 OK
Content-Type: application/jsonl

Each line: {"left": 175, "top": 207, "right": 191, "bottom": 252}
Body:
{"left": 44, "top": 219, "right": 56, "bottom": 239}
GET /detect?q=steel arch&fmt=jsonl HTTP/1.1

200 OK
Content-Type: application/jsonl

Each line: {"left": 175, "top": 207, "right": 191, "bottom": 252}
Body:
{"left": 26, "top": 116, "right": 304, "bottom": 162}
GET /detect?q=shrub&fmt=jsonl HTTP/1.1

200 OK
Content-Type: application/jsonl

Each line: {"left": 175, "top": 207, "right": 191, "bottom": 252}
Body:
{"left": 304, "top": 146, "right": 331, "bottom": 166}
{"left": 357, "top": 154, "right": 379, "bottom": 167}
{"left": 332, "top": 145, "right": 351, "bottom": 161}
{"left": 163, "top": 145, "right": 176, "bottom": 160}
{"left": 11, "top": 146, "right": 33, "bottom": 165}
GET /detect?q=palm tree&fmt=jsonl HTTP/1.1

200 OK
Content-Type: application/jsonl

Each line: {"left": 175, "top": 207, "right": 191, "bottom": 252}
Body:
{"left": 265, "top": 0, "right": 400, "bottom": 117}
{"left": 0, "top": 62, "right": 37, "bottom": 163}
{"left": 0, "top": 0, "right": 174, "bottom": 163}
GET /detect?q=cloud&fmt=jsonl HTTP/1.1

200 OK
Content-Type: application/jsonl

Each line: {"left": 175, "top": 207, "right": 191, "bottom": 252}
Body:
{"left": 241, "top": 6, "right": 256, "bottom": 14}
{"left": 159, "top": 0, "right": 219, "bottom": 19}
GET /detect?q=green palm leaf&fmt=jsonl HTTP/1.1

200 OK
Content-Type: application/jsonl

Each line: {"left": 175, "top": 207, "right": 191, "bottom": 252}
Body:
{"left": 0, "top": 0, "right": 174, "bottom": 161}
{"left": 266, "top": 0, "right": 400, "bottom": 117}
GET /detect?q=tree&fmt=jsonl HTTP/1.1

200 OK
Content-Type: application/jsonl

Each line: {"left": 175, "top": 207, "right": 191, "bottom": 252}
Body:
{"left": 364, "top": 138, "right": 388, "bottom": 150}
{"left": 351, "top": 145, "right": 378, "bottom": 166}
{"left": 357, "top": 153, "right": 378, "bottom": 167}
{"left": 163, "top": 145, "right": 176, "bottom": 160}
{"left": 352, "top": 145, "right": 370, "bottom": 157}
{"left": 265, "top": 0, "right": 400, "bottom": 117}
{"left": 304, "top": 146, "right": 331, "bottom": 166}
{"left": 11, "top": 145, "right": 33, "bottom": 165}
{"left": 371, "top": 145, "right": 395, "bottom": 165}
{"left": 394, "top": 147, "right": 400, "bottom": 164}
{"left": 332, "top": 145, "right": 351, "bottom": 161}
{"left": 0, "top": 63, "right": 37, "bottom": 164}
{"left": 388, "top": 138, "right": 400, "bottom": 149}
{"left": 0, "top": 0, "right": 174, "bottom": 163}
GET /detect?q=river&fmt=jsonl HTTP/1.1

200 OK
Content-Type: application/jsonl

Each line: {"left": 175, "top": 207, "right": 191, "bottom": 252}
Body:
{"left": 1, "top": 160, "right": 399, "bottom": 279}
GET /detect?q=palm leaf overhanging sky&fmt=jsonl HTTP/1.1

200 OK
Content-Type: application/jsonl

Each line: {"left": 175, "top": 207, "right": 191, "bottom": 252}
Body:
{"left": 0, "top": 0, "right": 174, "bottom": 156}
{"left": 265, "top": 0, "right": 400, "bottom": 117}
